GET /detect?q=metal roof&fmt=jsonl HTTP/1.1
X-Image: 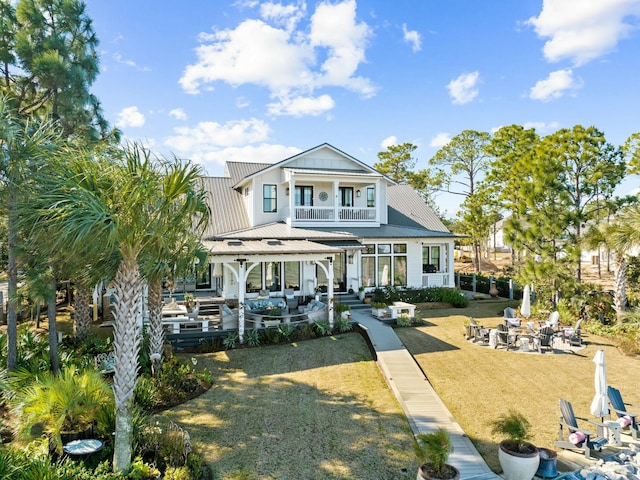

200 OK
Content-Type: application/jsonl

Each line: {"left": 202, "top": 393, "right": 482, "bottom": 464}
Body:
{"left": 213, "top": 222, "right": 358, "bottom": 241}
{"left": 225, "top": 162, "right": 271, "bottom": 184}
{"left": 387, "top": 184, "right": 450, "bottom": 233}
{"left": 203, "top": 238, "right": 344, "bottom": 256}
{"left": 201, "top": 177, "right": 250, "bottom": 238}
{"left": 308, "top": 224, "right": 457, "bottom": 239}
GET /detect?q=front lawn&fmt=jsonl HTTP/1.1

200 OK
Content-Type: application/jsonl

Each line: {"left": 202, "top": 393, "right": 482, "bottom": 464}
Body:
{"left": 396, "top": 300, "right": 640, "bottom": 472}
{"left": 172, "top": 333, "right": 416, "bottom": 479}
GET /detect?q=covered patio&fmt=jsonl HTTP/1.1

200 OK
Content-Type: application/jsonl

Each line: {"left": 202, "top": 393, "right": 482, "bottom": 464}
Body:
{"left": 203, "top": 238, "right": 344, "bottom": 341}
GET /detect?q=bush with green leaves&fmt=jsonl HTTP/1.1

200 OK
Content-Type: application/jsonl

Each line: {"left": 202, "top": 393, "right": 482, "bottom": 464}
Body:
{"left": 13, "top": 365, "right": 114, "bottom": 453}
{"left": 128, "top": 456, "right": 160, "bottom": 479}
{"left": 277, "top": 323, "right": 296, "bottom": 341}
{"left": 222, "top": 331, "right": 239, "bottom": 349}
{"left": 334, "top": 316, "right": 353, "bottom": 333}
{"left": 396, "top": 313, "right": 412, "bottom": 327}
{"left": 244, "top": 329, "right": 262, "bottom": 347}
{"left": 314, "top": 320, "right": 332, "bottom": 336}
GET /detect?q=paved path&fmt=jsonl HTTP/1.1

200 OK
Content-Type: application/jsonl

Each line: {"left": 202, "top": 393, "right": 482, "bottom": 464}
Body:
{"left": 350, "top": 309, "right": 500, "bottom": 480}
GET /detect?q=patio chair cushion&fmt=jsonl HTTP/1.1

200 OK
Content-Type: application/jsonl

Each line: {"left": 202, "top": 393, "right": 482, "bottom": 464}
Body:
{"left": 569, "top": 432, "right": 586, "bottom": 445}
{"left": 618, "top": 415, "right": 632, "bottom": 428}
{"left": 221, "top": 304, "right": 233, "bottom": 315}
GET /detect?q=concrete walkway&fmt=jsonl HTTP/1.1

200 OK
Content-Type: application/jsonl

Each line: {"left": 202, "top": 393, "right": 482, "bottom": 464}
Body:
{"left": 350, "top": 308, "right": 500, "bottom": 480}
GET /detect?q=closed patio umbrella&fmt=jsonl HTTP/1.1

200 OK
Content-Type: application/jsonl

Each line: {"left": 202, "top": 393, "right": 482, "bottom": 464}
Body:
{"left": 520, "top": 284, "right": 531, "bottom": 318}
{"left": 212, "top": 262, "right": 222, "bottom": 278}
{"left": 590, "top": 349, "right": 608, "bottom": 418}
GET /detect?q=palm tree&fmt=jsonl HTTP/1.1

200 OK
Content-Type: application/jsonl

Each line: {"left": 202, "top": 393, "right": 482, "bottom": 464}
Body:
{"left": 584, "top": 205, "right": 640, "bottom": 324}
{"left": 24, "top": 142, "right": 208, "bottom": 473}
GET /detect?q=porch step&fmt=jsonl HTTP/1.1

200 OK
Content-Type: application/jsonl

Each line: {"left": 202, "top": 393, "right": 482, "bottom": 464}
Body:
{"left": 334, "top": 293, "right": 369, "bottom": 311}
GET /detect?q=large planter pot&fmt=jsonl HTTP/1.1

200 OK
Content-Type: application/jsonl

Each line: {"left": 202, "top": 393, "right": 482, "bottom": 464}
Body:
{"left": 498, "top": 441, "right": 540, "bottom": 480}
{"left": 417, "top": 463, "right": 460, "bottom": 480}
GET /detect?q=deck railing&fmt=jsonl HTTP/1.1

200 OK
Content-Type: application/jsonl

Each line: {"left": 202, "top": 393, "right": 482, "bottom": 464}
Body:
{"left": 294, "top": 206, "right": 376, "bottom": 222}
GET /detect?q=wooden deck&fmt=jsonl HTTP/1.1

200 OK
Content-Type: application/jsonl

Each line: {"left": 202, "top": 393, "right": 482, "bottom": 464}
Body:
{"left": 353, "top": 309, "right": 500, "bottom": 480}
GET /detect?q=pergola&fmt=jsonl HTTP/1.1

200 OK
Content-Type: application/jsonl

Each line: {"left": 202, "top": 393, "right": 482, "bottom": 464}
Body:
{"left": 203, "top": 239, "right": 343, "bottom": 341}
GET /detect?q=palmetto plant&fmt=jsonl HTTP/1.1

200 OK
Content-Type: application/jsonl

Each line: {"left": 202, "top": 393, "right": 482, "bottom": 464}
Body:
{"left": 14, "top": 365, "right": 114, "bottom": 453}
{"left": 22, "top": 142, "right": 209, "bottom": 473}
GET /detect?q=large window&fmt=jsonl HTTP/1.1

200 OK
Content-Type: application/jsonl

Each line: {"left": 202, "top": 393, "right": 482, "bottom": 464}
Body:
{"left": 283, "top": 261, "right": 300, "bottom": 289}
{"left": 263, "top": 184, "right": 277, "bottom": 213}
{"left": 265, "top": 261, "right": 281, "bottom": 291}
{"left": 294, "top": 186, "right": 313, "bottom": 206}
{"left": 422, "top": 245, "right": 441, "bottom": 273}
{"left": 361, "top": 242, "right": 407, "bottom": 287}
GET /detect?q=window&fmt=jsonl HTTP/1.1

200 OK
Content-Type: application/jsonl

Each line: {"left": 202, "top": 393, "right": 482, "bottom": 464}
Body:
{"left": 422, "top": 245, "right": 441, "bottom": 273}
{"left": 339, "top": 187, "right": 353, "bottom": 207}
{"left": 263, "top": 184, "right": 277, "bottom": 213}
{"left": 294, "top": 186, "right": 313, "bottom": 206}
{"left": 265, "top": 261, "right": 281, "bottom": 291}
{"left": 367, "top": 187, "right": 375, "bottom": 207}
{"left": 362, "top": 242, "right": 407, "bottom": 287}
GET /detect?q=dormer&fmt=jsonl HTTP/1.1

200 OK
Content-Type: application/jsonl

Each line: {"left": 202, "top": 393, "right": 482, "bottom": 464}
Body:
{"left": 233, "top": 144, "right": 394, "bottom": 228}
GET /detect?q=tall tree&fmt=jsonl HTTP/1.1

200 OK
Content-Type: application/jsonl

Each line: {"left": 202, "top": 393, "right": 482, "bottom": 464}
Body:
{"left": 374, "top": 142, "right": 444, "bottom": 215}
{"left": 26, "top": 143, "right": 209, "bottom": 474}
{"left": 0, "top": 0, "right": 108, "bottom": 371}
{"left": 429, "top": 130, "right": 492, "bottom": 271}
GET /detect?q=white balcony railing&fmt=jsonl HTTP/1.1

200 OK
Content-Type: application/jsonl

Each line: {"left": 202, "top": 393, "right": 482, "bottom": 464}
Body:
{"left": 293, "top": 206, "right": 376, "bottom": 223}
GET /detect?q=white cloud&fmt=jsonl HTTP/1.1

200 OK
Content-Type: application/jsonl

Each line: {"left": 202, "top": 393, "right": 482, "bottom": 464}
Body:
{"left": 522, "top": 121, "right": 561, "bottom": 133}
{"left": 267, "top": 94, "right": 335, "bottom": 116}
{"left": 165, "top": 118, "right": 270, "bottom": 152}
{"left": 381, "top": 136, "right": 397, "bottom": 149}
{"left": 526, "top": 0, "right": 640, "bottom": 66}
{"left": 402, "top": 24, "right": 422, "bottom": 52}
{"left": 163, "top": 116, "right": 303, "bottom": 171}
{"left": 169, "top": 108, "right": 187, "bottom": 121}
{"left": 113, "top": 53, "right": 151, "bottom": 72}
{"left": 115, "top": 106, "right": 145, "bottom": 128}
{"left": 179, "top": 0, "right": 374, "bottom": 116}
{"left": 446, "top": 71, "right": 480, "bottom": 105}
{"left": 529, "top": 69, "right": 582, "bottom": 101}
{"left": 260, "top": 1, "right": 305, "bottom": 32}
{"left": 429, "top": 133, "right": 451, "bottom": 147}
{"left": 236, "top": 97, "right": 250, "bottom": 108}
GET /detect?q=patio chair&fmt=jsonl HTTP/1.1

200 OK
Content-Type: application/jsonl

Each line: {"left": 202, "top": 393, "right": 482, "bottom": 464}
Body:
{"left": 503, "top": 307, "right": 520, "bottom": 327}
{"left": 470, "top": 317, "right": 490, "bottom": 344}
{"left": 608, "top": 386, "right": 639, "bottom": 440}
{"left": 284, "top": 288, "right": 299, "bottom": 313}
{"left": 537, "top": 326, "right": 556, "bottom": 353}
{"left": 221, "top": 304, "right": 238, "bottom": 330}
{"left": 554, "top": 399, "right": 608, "bottom": 459}
{"left": 561, "top": 318, "right": 583, "bottom": 347}
{"left": 540, "top": 311, "right": 560, "bottom": 330}
{"left": 494, "top": 323, "right": 516, "bottom": 350}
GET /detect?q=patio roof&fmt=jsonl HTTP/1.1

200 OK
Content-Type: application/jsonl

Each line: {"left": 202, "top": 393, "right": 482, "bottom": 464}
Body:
{"left": 202, "top": 238, "right": 344, "bottom": 257}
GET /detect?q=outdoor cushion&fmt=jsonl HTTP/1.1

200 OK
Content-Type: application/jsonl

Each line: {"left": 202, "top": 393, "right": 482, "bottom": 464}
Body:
{"left": 618, "top": 415, "right": 632, "bottom": 428}
{"left": 569, "top": 432, "right": 586, "bottom": 445}
{"left": 221, "top": 304, "right": 233, "bottom": 315}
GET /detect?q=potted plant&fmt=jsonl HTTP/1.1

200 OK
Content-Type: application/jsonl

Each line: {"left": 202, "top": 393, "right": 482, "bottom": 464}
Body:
{"left": 183, "top": 292, "right": 195, "bottom": 310}
{"left": 415, "top": 428, "right": 460, "bottom": 480}
{"left": 491, "top": 410, "right": 539, "bottom": 480}
{"left": 358, "top": 286, "right": 365, "bottom": 301}
{"left": 371, "top": 301, "right": 387, "bottom": 318}
{"left": 336, "top": 303, "right": 351, "bottom": 320}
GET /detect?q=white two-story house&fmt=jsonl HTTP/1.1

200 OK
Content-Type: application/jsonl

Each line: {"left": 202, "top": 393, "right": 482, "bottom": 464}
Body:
{"left": 195, "top": 144, "right": 455, "bottom": 315}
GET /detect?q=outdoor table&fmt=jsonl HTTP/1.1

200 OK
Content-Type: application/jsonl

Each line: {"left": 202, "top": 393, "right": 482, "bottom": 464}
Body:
{"left": 162, "top": 305, "right": 188, "bottom": 317}
{"left": 388, "top": 302, "right": 416, "bottom": 319}
{"left": 63, "top": 438, "right": 104, "bottom": 457}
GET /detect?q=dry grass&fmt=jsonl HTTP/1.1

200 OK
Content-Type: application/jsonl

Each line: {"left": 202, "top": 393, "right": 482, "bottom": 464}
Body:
{"left": 170, "top": 334, "right": 416, "bottom": 480}
{"left": 396, "top": 299, "right": 640, "bottom": 472}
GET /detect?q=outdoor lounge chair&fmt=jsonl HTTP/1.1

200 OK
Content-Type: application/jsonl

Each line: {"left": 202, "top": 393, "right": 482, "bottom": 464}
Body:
{"left": 537, "top": 326, "right": 556, "bottom": 353}
{"left": 540, "top": 311, "right": 560, "bottom": 330}
{"left": 561, "top": 318, "right": 583, "bottom": 347}
{"left": 494, "top": 323, "right": 516, "bottom": 350}
{"left": 608, "top": 386, "right": 639, "bottom": 440}
{"left": 503, "top": 307, "right": 520, "bottom": 327}
{"left": 469, "top": 317, "right": 490, "bottom": 344}
{"left": 554, "top": 399, "right": 608, "bottom": 459}
{"left": 284, "top": 288, "right": 299, "bottom": 313}
{"left": 221, "top": 304, "right": 238, "bottom": 330}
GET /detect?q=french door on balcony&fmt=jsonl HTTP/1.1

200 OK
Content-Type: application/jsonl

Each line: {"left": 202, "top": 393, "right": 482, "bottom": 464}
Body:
{"left": 317, "top": 252, "right": 346, "bottom": 293}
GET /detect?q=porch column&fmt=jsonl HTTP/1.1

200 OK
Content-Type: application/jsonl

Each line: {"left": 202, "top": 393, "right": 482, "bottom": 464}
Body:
{"left": 237, "top": 258, "right": 246, "bottom": 343}
{"left": 333, "top": 179, "right": 339, "bottom": 221}
{"left": 327, "top": 257, "right": 334, "bottom": 328}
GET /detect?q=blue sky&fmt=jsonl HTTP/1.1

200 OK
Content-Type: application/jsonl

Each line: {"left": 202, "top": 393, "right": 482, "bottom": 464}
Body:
{"left": 86, "top": 0, "right": 640, "bottom": 216}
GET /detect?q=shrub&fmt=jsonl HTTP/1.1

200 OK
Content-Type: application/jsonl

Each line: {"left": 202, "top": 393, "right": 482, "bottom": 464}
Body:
{"left": 277, "top": 323, "right": 296, "bottom": 342}
{"left": 164, "top": 466, "right": 192, "bottom": 480}
{"left": 244, "top": 329, "right": 261, "bottom": 347}
{"left": 396, "top": 313, "right": 412, "bottom": 327}
{"left": 314, "top": 321, "right": 332, "bottom": 336}
{"left": 222, "top": 331, "right": 239, "bottom": 349}
{"left": 334, "top": 316, "right": 353, "bottom": 333}
{"left": 128, "top": 456, "right": 161, "bottom": 479}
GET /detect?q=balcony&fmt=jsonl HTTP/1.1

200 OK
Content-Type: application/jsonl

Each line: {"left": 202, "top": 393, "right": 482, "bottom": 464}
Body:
{"left": 293, "top": 206, "right": 377, "bottom": 223}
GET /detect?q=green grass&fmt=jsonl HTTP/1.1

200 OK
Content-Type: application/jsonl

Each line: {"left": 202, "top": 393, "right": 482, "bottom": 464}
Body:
{"left": 397, "top": 300, "right": 640, "bottom": 472}
{"left": 172, "top": 334, "right": 416, "bottom": 479}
